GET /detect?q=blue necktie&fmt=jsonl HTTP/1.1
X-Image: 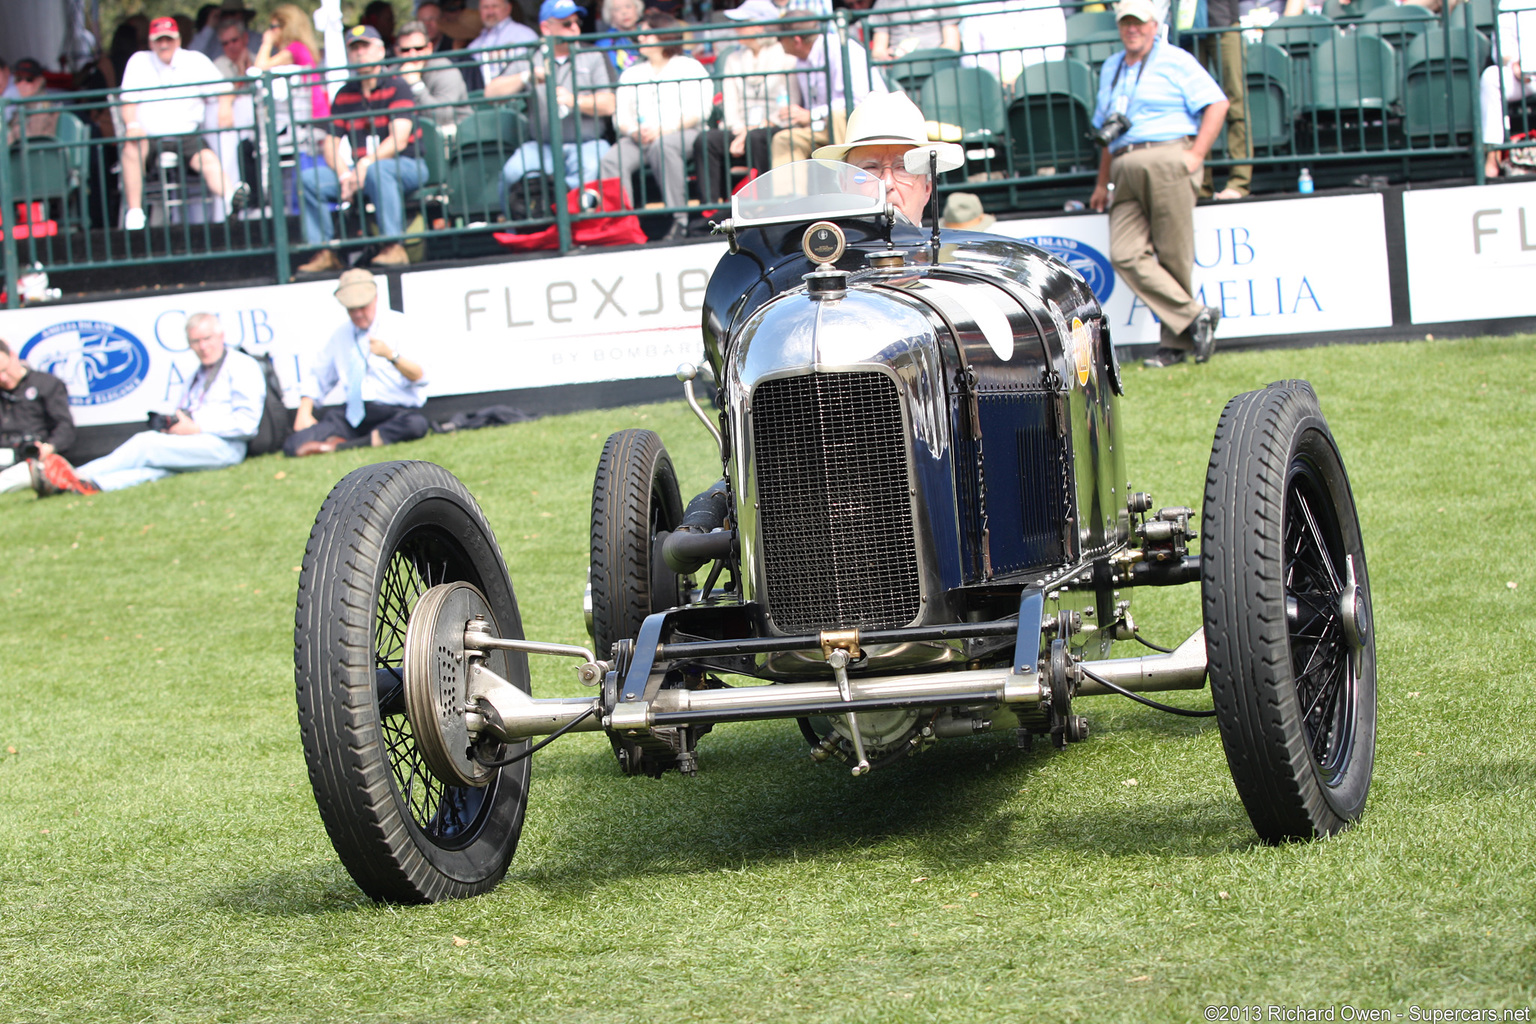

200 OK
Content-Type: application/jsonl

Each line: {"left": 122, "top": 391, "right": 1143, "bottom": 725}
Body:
{"left": 345, "top": 333, "right": 366, "bottom": 428}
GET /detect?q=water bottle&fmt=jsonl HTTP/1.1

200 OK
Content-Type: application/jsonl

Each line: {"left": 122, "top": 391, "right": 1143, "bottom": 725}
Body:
{"left": 1297, "top": 167, "right": 1314, "bottom": 194}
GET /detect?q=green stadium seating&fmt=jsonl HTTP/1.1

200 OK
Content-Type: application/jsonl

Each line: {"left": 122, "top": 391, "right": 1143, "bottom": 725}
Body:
{"left": 1008, "top": 58, "right": 1098, "bottom": 173}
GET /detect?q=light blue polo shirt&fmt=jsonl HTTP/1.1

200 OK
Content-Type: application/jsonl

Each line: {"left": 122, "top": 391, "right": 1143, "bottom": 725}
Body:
{"left": 1090, "top": 37, "right": 1227, "bottom": 153}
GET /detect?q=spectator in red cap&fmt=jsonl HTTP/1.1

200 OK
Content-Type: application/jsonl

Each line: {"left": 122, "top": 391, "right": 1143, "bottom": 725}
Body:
{"left": 118, "top": 16, "right": 250, "bottom": 230}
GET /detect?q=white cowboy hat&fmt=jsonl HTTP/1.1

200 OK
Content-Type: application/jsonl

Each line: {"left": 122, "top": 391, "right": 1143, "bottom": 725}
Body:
{"left": 812, "top": 92, "right": 965, "bottom": 174}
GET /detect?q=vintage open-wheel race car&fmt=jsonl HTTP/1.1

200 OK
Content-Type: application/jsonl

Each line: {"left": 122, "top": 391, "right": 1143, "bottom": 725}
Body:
{"left": 292, "top": 160, "right": 1377, "bottom": 903}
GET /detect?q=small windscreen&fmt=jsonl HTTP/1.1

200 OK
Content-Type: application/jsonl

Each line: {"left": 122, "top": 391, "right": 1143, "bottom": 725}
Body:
{"left": 731, "top": 160, "right": 887, "bottom": 228}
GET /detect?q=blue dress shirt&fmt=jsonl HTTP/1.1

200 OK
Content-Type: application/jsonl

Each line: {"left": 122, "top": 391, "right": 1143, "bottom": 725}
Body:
{"left": 1090, "top": 37, "right": 1227, "bottom": 153}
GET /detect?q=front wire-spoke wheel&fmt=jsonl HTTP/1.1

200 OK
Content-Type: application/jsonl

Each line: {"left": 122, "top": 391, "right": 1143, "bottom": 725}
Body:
{"left": 296, "top": 461, "right": 530, "bottom": 902}
{"left": 1201, "top": 381, "right": 1377, "bottom": 842}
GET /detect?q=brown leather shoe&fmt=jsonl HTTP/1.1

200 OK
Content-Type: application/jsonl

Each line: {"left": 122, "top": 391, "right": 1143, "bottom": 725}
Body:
{"left": 296, "top": 249, "right": 343, "bottom": 274}
{"left": 370, "top": 243, "right": 410, "bottom": 266}
{"left": 294, "top": 436, "right": 348, "bottom": 457}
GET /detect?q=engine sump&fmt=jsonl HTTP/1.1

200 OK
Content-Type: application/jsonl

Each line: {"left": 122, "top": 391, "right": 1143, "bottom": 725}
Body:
{"left": 751, "top": 371, "right": 921, "bottom": 634}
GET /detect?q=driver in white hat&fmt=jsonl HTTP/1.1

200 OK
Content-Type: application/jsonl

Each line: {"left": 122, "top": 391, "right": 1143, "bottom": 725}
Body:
{"left": 812, "top": 92, "right": 962, "bottom": 225}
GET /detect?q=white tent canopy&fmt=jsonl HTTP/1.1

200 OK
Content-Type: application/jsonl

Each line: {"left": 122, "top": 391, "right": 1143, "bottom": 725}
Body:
{"left": 1, "top": 0, "right": 342, "bottom": 80}
{"left": 1, "top": 0, "right": 78, "bottom": 71}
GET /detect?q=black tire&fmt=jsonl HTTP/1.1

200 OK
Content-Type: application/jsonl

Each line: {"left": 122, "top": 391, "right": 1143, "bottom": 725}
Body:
{"left": 1201, "top": 381, "right": 1377, "bottom": 843}
{"left": 295, "top": 461, "right": 530, "bottom": 902}
{"left": 589, "top": 429, "right": 685, "bottom": 658}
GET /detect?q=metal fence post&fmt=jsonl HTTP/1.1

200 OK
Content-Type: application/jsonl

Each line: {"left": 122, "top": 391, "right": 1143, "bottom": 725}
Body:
{"left": 546, "top": 38, "right": 574, "bottom": 254}
{"left": 261, "top": 72, "right": 293, "bottom": 282}
{"left": 0, "top": 98, "right": 17, "bottom": 310}
{"left": 835, "top": 11, "right": 856, "bottom": 125}
{"left": 1467, "top": 10, "right": 1487, "bottom": 185}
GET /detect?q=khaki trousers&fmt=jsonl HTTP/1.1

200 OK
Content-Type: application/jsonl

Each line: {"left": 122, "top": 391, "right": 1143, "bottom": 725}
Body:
{"left": 770, "top": 109, "right": 850, "bottom": 167}
{"left": 1200, "top": 30, "right": 1251, "bottom": 196}
{"left": 1108, "top": 140, "right": 1204, "bottom": 350}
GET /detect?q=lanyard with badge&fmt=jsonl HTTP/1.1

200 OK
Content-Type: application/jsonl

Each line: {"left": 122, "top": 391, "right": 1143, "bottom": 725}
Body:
{"left": 1098, "top": 37, "right": 1154, "bottom": 148}
{"left": 1109, "top": 37, "right": 1155, "bottom": 120}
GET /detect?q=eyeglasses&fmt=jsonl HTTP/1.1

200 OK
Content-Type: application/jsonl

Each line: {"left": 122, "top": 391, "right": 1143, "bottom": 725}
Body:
{"left": 397, "top": 43, "right": 430, "bottom": 52}
{"left": 220, "top": 37, "right": 244, "bottom": 47}
{"left": 855, "top": 160, "right": 920, "bottom": 185}
{"left": 554, "top": 16, "right": 582, "bottom": 26}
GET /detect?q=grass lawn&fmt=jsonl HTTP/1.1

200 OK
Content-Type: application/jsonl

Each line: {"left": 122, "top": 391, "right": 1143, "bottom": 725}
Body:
{"left": 1, "top": 334, "right": 1533, "bottom": 1023}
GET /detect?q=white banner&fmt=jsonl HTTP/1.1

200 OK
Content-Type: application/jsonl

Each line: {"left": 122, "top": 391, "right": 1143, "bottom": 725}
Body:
{"left": 0, "top": 193, "right": 1399, "bottom": 431}
{"left": 989, "top": 193, "right": 1393, "bottom": 344}
{"left": 398, "top": 243, "right": 726, "bottom": 397}
{"left": 1403, "top": 181, "right": 1536, "bottom": 324}
{"left": 0, "top": 279, "right": 365, "bottom": 427}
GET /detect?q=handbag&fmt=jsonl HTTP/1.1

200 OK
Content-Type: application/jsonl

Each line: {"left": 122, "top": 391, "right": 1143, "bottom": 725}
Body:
{"left": 494, "top": 177, "right": 647, "bottom": 251}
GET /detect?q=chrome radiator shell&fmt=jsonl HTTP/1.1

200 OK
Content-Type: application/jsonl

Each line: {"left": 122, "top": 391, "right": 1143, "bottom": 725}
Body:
{"left": 727, "top": 286, "right": 958, "bottom": 675}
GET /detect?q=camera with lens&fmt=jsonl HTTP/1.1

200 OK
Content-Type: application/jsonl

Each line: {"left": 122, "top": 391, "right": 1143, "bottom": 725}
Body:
{"left": 1091, "top": 112, "right": 1133, "bottom": 148}
{"left": 148, "top": 410, "right": 184, "bottom": 432}
{"left": 1, "top": 436, "right": 42, "bottom": 466}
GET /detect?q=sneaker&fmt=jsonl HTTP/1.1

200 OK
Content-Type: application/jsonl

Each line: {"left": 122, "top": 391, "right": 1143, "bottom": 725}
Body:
{"left": 1189, "top": 305, "right": 1222, "bottom": 363}
{"left": 228, "top": 181, "right": 252, "bottom": 213}
{"left": 369, "top": 243, "right": 410, "bottom": 266}
{"left": 124, "top": 207, "right": 146, "bottom": 230}
{"left": 26, "top": 459, "right": 53, "bottom": 496}
{"left": 1142, "top": 348, "right": 1188, "bottom": 369}
{"left": 36, "top": 453, "right": 99, "bottom": 496}
{"left": 296, "top": 249, "right": 343, "bottom": 274}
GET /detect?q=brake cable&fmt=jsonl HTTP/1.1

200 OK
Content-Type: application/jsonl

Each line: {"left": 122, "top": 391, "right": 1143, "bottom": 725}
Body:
{"left": 1076, "top": 664, "right": 1217, "bottom": 718}
{"left": 471, "top": 700, "right": 600, "bottom": 768}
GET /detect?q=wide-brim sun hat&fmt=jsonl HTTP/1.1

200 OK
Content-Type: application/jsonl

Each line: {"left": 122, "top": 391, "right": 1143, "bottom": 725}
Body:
{"left": 942, "top": 191, "right": 996, "bottom": 230}
{"left": 723, "top": 0, "right": 781, "bottom": 21}
{"left": 334, "top": 268, "right": 378, "bottom": 308}
{"left": 811, "top": 92, "right": 964, "bottom": 172}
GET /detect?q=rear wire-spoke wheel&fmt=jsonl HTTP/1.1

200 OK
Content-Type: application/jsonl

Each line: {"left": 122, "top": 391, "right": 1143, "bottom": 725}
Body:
{"left": 1201, "top": 381, "right": 1377, "bottom": 842}
{"left": 295, "top": 461, "right": 530, "bottom": 902}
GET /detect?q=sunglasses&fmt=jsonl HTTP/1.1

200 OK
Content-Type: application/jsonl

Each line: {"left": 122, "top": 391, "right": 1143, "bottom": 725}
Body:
{"left": 397, "top": 43, "right": 430, "bottom": 52}
{"left": 221, "top": 37, "right": 244, "bottom": 46}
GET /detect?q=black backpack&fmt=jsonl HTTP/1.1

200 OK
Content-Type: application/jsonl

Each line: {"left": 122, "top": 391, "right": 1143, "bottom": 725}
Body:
{"left": 506, "top": 172, "right": 555, "bottom": 233}
{"left": 243, "top": 350, "right": 292, "bottom": 457}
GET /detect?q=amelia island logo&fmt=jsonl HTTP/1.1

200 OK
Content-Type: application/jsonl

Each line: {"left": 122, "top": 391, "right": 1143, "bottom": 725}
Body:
{"left": 1022, "top": 235, "right": 1116, "bottom": 304}
{"left": 20, "top": 321, "right": 151, "bottom": 406}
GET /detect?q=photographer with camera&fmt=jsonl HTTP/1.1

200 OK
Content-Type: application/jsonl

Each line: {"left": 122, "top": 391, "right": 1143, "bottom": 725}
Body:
{"left": 31, "top": 314, "right": 265, "bottom": 496}
{"left": 1087, "top": 0, "right": 1227, "bottom": 369}
{"left": 0, "top": 338, "right": 77, "bottom": 496}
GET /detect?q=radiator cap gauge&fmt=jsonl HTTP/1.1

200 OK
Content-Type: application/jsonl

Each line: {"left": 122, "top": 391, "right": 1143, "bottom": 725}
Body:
{"left": 803, "top": 221, "right": 846, "bottom": 265}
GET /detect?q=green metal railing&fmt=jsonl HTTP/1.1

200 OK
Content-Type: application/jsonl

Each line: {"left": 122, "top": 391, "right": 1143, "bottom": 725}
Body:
{"left": 1, "top": 1, "right": 1523, "bottom": 307}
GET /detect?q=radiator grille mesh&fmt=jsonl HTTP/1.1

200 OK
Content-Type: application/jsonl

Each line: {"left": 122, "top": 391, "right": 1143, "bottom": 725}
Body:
{"left": 751, "top": 372, "right": 921, "bottom": 634}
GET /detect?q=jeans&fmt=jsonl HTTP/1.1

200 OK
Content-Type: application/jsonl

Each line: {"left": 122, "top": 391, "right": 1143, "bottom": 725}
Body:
{"left": 500, "top": 139, "right": 610, "bottom": 215}
{"left": 77, "top": 431, "right": 247, "bottom": 492}
{"left": 299, "top": 156, "right": 428, "bottom": 245}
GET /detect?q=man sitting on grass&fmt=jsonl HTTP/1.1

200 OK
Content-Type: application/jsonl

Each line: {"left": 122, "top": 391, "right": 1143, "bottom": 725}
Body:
{"left": 283, "top": 269, "right": 429, "bottom": 457}
{"left": 0, "top": 337, "right": 76, "bottom": 496}
{"left": 33, "top": 313, "right": 265, "bottom": 496}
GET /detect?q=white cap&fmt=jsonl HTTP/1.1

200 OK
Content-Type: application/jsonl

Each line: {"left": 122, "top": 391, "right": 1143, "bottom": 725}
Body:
{"left": 1115, "top": 0, "right": 1159, "bottom": 22}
